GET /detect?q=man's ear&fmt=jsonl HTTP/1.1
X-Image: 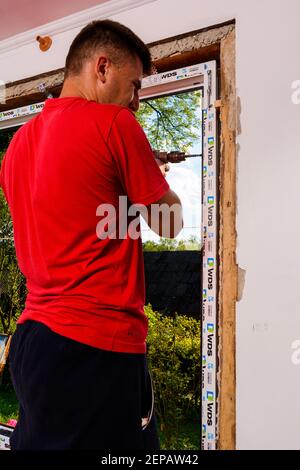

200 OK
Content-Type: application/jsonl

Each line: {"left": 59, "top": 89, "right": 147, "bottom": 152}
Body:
{"left": 96, "top": 56, "right": 110, "bottom": 83}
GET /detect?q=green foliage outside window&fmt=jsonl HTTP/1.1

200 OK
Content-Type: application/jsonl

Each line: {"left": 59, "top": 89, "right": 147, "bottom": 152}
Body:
{"left": 136, "top": 91, "right": 201, "bottom": 153}
{"left": 0, "top": 136, "right": 26, "bottom": 334}
{"left": 146, "top": 304, "right": 200, "bottom": 449}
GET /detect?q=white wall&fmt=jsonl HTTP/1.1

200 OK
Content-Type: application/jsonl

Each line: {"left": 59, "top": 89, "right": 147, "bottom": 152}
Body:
{"left": 1, "top": 0, "right": 300, "bottom": 450}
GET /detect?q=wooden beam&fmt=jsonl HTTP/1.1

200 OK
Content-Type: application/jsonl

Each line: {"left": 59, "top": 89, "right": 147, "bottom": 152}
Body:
{"left": 217, "top": 29, "right": 237, "bottom": 450}
{"left": 0, "top": 69, "right": 64, "bottom": 112}
{"left": 153, "top": 44, "right": 220, "bottom": 73}
{"left": 0, "top": 335, "right": 12, "bottom": 379}
{"left": 0, "top": 22, "right": 234, "bottom": 112}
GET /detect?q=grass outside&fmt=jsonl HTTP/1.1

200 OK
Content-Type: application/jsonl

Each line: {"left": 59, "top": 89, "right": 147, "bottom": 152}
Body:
{"left": 0, "top": 385, "right": 199, "bottom": 450}
{"left": 157, "top": 414, "right": 200, "bottom": 450}
{"left": 0, "top": 386, "right": 18, "bottom": 423}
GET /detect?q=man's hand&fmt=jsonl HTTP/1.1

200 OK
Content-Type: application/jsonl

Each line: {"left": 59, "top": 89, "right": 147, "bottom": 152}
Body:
{"left": 153, "top": 150, "right": 170, "bottom": 177}
{"left": 166, "top": 151, "right": 186, "bottom": 163}
{"left": 153, "top": 150, "right": 186, "bottom": 176}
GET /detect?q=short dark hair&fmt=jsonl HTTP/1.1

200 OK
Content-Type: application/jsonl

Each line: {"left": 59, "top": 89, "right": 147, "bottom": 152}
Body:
{"left": 65, "top": 19, "right": 152, "bottom": 78}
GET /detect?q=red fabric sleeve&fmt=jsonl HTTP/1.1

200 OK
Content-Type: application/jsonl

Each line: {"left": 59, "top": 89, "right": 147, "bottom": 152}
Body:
{"left": 0, "top": 160, "right": 4, "bottom": 190}
{"left": 107, "top": 108, "right": 170, "bottom": 206}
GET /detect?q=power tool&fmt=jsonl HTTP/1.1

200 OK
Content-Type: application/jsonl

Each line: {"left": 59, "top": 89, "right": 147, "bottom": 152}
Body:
{"left": 153, "top": 150, "right": 202, "bottom": 163}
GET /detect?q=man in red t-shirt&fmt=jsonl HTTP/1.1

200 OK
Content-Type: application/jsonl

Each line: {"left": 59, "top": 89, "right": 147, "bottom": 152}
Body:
{"left": 1, "top": 19, "right": 183, "bottom": 450}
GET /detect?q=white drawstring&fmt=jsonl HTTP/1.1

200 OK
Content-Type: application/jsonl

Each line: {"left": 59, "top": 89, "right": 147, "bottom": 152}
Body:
{"left": 141, "top": 369, "right": 154, "bottom": 431}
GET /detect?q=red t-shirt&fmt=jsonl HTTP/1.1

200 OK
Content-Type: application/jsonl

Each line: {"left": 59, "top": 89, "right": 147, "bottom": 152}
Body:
{"left": 0, "top": 97, "right": 169, "bottom": 353}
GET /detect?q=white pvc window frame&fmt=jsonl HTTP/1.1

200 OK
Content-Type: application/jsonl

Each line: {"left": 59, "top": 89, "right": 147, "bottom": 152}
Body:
{"left": 0, "top": 102, "right": 44, "bottom": 130}
{"left": 140, "top": 62, "right": 218, "bottom": 450}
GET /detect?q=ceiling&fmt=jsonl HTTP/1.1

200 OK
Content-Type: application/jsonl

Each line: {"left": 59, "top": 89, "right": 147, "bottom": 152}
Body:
{"left": 0, "top": 0, "right": 110, "bottom": 41}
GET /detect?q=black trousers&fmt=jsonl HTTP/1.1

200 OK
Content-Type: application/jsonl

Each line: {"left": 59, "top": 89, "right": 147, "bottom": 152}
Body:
{"left": 9, "top": 320, "right": 160, "bottom": 450}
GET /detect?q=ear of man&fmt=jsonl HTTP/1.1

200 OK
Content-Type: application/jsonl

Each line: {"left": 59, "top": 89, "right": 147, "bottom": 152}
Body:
{"left": 96, "top": 55, "right": 110, "bottom": 83}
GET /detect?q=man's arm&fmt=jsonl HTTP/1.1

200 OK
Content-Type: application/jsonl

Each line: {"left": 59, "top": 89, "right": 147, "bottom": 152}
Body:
{"left": 107, "top": 109, "right": 184, "bottom": 237}
{"left": 141, "top": 188, "right": 184, "bottom": 239}
{"left": 141, "top": 150, "right": 184, "bottom": 238}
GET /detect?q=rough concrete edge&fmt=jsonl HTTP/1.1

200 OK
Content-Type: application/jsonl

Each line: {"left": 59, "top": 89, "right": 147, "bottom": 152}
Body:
{"left": 150, "top": 24, "right": 234, "bottom": 61}
{"left": 0, "top": 23, "right": 234, "bottom": 107}
{"left": 1, "top": 71, "right": 64, "bottom": 104}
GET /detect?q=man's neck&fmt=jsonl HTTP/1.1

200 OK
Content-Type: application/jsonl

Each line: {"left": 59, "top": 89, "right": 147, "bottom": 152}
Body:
{"left": 59, "top": 78, "right": 94, "bottom": 101}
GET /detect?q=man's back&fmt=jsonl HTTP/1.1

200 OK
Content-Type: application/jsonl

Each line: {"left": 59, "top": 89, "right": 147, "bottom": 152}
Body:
{"left": 5, "top": 18, "right": 175, "bottom": 451}
{"left": 0, "top": 96, "right": 170, "bottom": 353}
